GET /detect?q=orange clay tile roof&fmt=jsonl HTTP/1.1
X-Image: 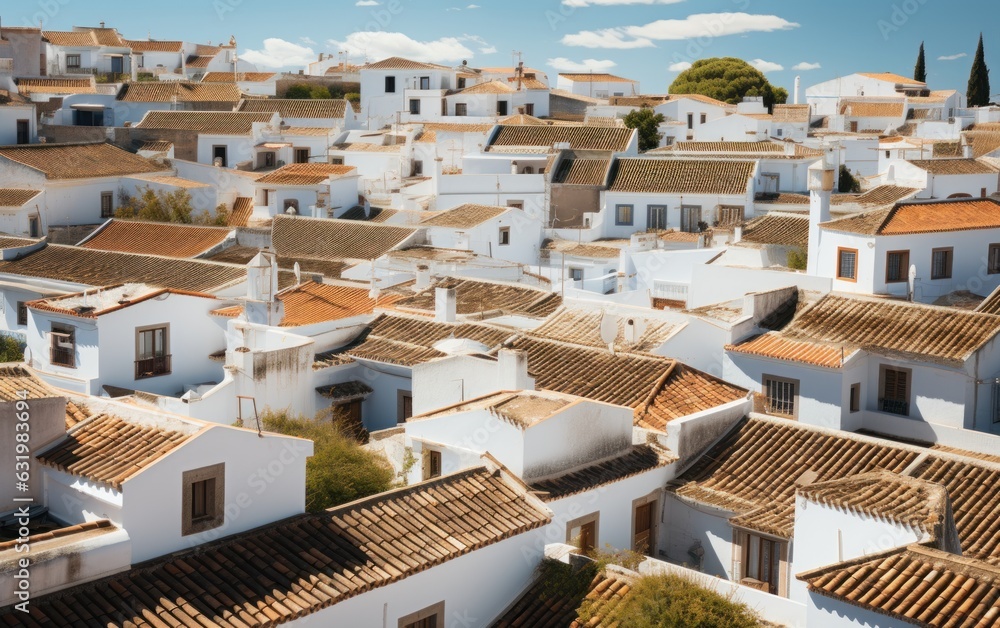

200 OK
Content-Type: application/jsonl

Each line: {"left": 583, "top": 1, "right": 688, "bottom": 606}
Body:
{"left": 799, "top": 544, "right": 1000, "bottom": 627}
{"left": 664, "top": 141, "right": 824, "bottom": 159}
{"left": 185, "top": 54, "right": 215, "bottom": 68}
{"left": 931, "top": 444, "right": 1000, "bottom": 464}
{"left": 459, "top": 79, "right": 514, "bottom": 94}
{"left": 0, "top": 142, "right": 163, "bottom": 180}
{"left": 740, "top": 213, "right": 809, "bottom": 248}
{"left": 14, "top": 77, "right": 96, "bottom": 95}
{"left": 228, "top": 196, "right": 254, "bottom": 227}
{"left": 135, "top": 110, "right": 275, "bottom": 135}
{"left": 85, "top": 27, "right": 127, "bottom": 47}
{"left": 848, "top": 184, "right": 921, "bottom": 206}
{"left": 417, "top": 122, "right": 496, "bottom": 133}
{"left": 395, "top": 277, "right": 562, "bottom": 318}
{"left": 494, "top": 563, "right": 633, "bottom": 627}
{"left": 530, "top": 444, "right": 675, "bottom": 501}
{"left": 666, "top": 93, "right": 731, "bottom": 107}
{"left": 346, "top": 314, "right": 511, "bottom": 366}
{"left": 135, "top": 140, "right": 174, "bottom": 152}
{"left": 331, "top": 142, "right": 402, "bottom": 153}
{"left": 559, "top": 73, "right": 635, "bottom": 83}
{"left": 963, "top": 130, "right": 1000, "bottom": 158}
{"left": 0, "top": 236, "right": 41, "bottom": 249}
{"left": 0, "top": 244, "right": 247, "bottom": 292}
{"left": 282, "top": 126, "right": 333, "bottom": 136}
{"left": 271, "top": 215, "right": 416, "bottom": 262}
{"left": 908, "top": 158, "right": 998, "bottom": 175}
{"left": 205, "top": 245, "right": 347, "bottom": 279}
{"left": 772, "top": 104, "right": 811, "bottom": 123}
{"left": 37, "top": 413, "right": 195, "bottom": 490}
{"left": 136, "top": 175, "right": 211, "bottom": 189}
{"left": 609, "top": 95, "right": 670, "bottom": 107}
{"left": 255, "top": 163, "right": 356, "bottom": 186}
{"left": 499, "top": 113, "right": 548, "bottom": 125}
{"left": 553, "top": 158, "right": 610, "bottom": 185}
{"left": 608, "top": 159, "right": 754, "bottom": 195}
{"left": 201, "top": 71, "right": 276, "bottom": 82}
{"left": 41, "top": 30, "right": 103, "bottom": 46}
{"left": 124, "top": 39, "right": 183, "bottom": 52}
{"left": 726, "top": 332, "right": 849, "bottom": 368}
{"left": 488, "top": 124, "right": 634, "bottom": 152}
{"left": 420, "top": 204, "right": 507, "bottom": 228}
{"left": 276, "top": 281, "right": 404, "bottom": 327}
{"left": 80, "top": 220, "right": 231, "bottom": 258}
{"left": 0, "top": 519, "right": 116, "bottom": 555}
{"left": 238, "top": 98, "right": 348, "bottom": 119}
{"left": 839, "top": 100, "right": 907, "bottom": 118}
{"left": 858, "top": 72, "right": 926, "bottom": 85}
{"left": 117, "top": 81, "right": 242, "bottom": 103}
{"left": 823, "top": 198, "right": 1000, "bottom": 236}
{"left": 0, "top": 365, "right": 60, "bottom": 402}
{"left": 0, "top": 188, "right": 41, "bottom": 207}
{"left": 6, "top": 465, "right": 551, "bottom": 626}
{"left": 543, "top": 239, "right": 624, "bottom": 259}
{"left": 532, "top": 308, "right": 679, "bottom": 353}
{"left": 364, "top": 56, "right": 448, "bottom": 70}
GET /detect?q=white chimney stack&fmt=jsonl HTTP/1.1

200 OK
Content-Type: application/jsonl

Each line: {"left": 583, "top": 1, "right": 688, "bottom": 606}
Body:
{"left": 415, "top": 265, "right": 431, "bottom": 290}
{"left": 497, "top": 349, "right": 532, "bottom": 391}
{"left": 794, "top": 76, "right": 801, "bottom": 105}
{"left": 807, "top": 158, "right": 835, "bottom": 276}
{"left": 435, "top": 287, "right": 457, "bottom": 323}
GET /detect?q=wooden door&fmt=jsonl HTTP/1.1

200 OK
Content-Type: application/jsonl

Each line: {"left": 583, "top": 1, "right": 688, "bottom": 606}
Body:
{"left": 578, "top": 520, "right": 596, "bottom": 554}
{"left": 634, "top": 501, "right": 656, "bottom": 555}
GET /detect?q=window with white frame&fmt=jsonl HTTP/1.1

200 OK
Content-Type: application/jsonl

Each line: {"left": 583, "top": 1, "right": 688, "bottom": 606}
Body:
{"left": 763, "top": 375, "right": 797, "bottom": 418}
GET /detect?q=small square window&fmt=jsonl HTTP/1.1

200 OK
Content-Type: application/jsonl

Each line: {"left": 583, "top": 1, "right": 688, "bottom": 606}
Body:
{"left": 455, "top": 103, "right": 467, "bottom": 116}
{"left": 700, "top": 113, "right": 707, "bottom": 124}
{"left": 499, "top": 227, "right": 510, "bottom": 245}
{"left": 16, "top": 302, "right": 27, "bottom": 326}
{"left": 182, "top": 463, "right": 225, "bottom": 536}
{"left": 385, "top": 76, "right": 396, "bottom": 93}
{"left": 885, "top": 250, "right": 909, "bottom": 283}
{"left": 931, "top": 248, "right": 953, "bottom": 280}
{"left": 409, "top": 99, "right": 420, "bottom": 115}
{"left": 423, "top": 449, "right": 442, "bottom": 480}
{"left": 100, "top": 191, "right": 114, "bottom": 218}
{"left": 569, "top": 267, "right": 584, "bottom": 281}
{"left": 837, "top": 248, "right": 858, "bottom": 282}
{"left": 615, "top": 204, "right": 633, "bottom": 226}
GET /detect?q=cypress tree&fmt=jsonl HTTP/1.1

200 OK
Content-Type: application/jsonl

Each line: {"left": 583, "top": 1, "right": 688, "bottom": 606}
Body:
{"left": 914, "top": 42, "right": 926, "bottom": 83}
{"left": 968, "top": 34, "right": 992, "bottom": 107}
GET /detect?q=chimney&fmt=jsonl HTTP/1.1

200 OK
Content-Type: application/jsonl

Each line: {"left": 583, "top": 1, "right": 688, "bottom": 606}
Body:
{"left": 963, "top": 141, "right": 973, "bottom": 159}
{"left": 415, "top": 265, "right": 431, "bottom": 290}
{"left": 100, "top": 21, "right": 105, "bottom": 29}
{"left": 497, "top": 349, "right": 532, "bottom": 391}
{"left": 510, "top": 160, "right": 519, "bottom": 175}
{"left": 807, "top": 158, "right": 835, "bottom": 276}
{"left": 435, "top": 287, "right": 457, "bottom": 322}
{"left": 733, "top": 224, "right": 743, "bottom": 243}
{"left": 794, "top": 76, "right": 801, "bottom": 105}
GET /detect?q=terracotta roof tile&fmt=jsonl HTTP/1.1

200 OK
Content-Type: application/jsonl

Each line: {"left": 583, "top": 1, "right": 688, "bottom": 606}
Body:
{"left": 823, "top": 198, "right": 1000, "bottom": 236}
{"left": 494, "top": 564, "right": 632, "bottom": 627}
{"left": 41, "top": 30, "right": 99, "bottom": 46}
{"left": 858, "top": 72, "right": 926, "bottom": 85}
{"left": 346, "top": 314, "right": 510, "bottom": 366}
{"left": 530, "top": 444, "right": 674, "bottom": 501}
{"left": 727, "top": 332, "right": 848, "bottom": 368}
{"left": 931, "top": 444, "right": 1000, "bottom": 464}
{"left": 543, "top": 239, "right": 623, "bottom": 259}
{"left": 37, "top": 413, "right": 195, "bottom": 490}
{"left": 488, "top": 124, "right": 634, "bottom": 152}
{"left": 460, "top": 80, "right": 513, "bottom": 94}
{"left": 338, "top": 206, "right": 398, "bottom": 222}
{"left": 800, "top": 544, "right": 1000, "bottom": 627}
{"left": 331, "top": 142, "right": 402, "bottom": 153}
{"left": 14, "top": 77, "right": 95, "bottom": 95}
{"left": 117, "top": 81, "right": 242, "bottom": 103}
{"left": 272, "top": 215, "right": 416, "bottom": 262}
{"left": 0, "top": 236, "right": 41, "bottom": 249}
{"left": 135, "top": 110, "right": 275, "bottom": 135}
{"left": 8, "top": 466, "right": 551, "bottom": 625}
{"left": 552, "top": 158, "right": 610, "bottom": 185}
{"left": 124, "top": 39, "right": 183, "bottom": 52}
{"left": 205, "top": 245, "right": 347, "bottom": 279}
{"left": 498, "top": 114, "right": 547, "bottom": 125}
{"left": 364, "top": 56, "right": 447, "bottom": 70}
{"left": 663, "top": 141, "right": 824, "bottom": 159}
{"left": 420, "top": 204, "right": 507, "bottom": 228}
{"left": 185, "top": 54, "right": 214, "bottom": 68}
{"left": 772, "top": 104, "right": 811, "bottom": 123}
{"left": 395, "top": 277, "right": 561, "bottom": 318}
{"left": 202, "top": 71, "right": 276, "bottom": 82}
{"left": 135, "top": 140, "right": 173, "bottom": 152}
{"left": 849, "top": 184, "right": 921, "bottom": 206}
{"left": 256, "top": 163, "right": 356, "bottom": 186}
{"left": 282, "top": 126, "right": 334, "bottom": 136}
{"left": 908, "top": 158, "right": 998, "bottom": 175}
{"left": 609, "top": 159, "right": 754, "bottom": 195}
{"left": 0, "top": 188, "right": 41, "bottom": 207}
{"left": 740, "top": 213, "right": 809, "bottom": 248}
{"left": 532, "top": 308, "right": 679, "bottom": 352}
{"left": 559, "top": 73, "right": 635, "bottom": 83}
{"left": 228, "top": 197, "right": 254, "bottom": 227}
{"left": 840, "top": 100, "right": 906, "bottom": 118}
{"left": 238, "top": 98, "right": 348, "bottom": 119}
{"left": 0, "top": 142, "right": 163, "bottom": 180}
{"left": 277, "top": 281, "right": 404, "bottom": 327}
{"left": 80, "top": 220, "right": 231, "bottom": 258}
{"left": 754, "top": 192, "right": 810, "bottom": 205}
{"left": 0, "top": 365, "right": 60, "bottom": 402}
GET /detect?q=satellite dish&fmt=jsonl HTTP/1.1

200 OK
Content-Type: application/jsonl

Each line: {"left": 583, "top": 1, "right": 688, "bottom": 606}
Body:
{"left": 623, "top": 317, "right": 647, "bottom": 346}
{"left": 908, "top": 264, "right": 917, "bottom": 302}
{"left": 599, "top": 311, "right": 618, "bottom": 351}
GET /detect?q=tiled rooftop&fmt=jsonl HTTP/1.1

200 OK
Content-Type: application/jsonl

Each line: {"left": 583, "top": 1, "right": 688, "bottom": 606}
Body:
{"left": 28, "top": 284, "right": 213, "bottom": 319}
{"left": 419, "top": 204, "right": 507, "bottom": 228}
{"left": 559, "top": 73, "right": 635, "bottom": 83}
{"left": 135, "top": 111, "right": 275, "bottom": 135}
{"left": 531, "top": 307, "right": 679, "bottom": 352}
{"left": 117, "top": 82, "right": 242, "bottom": 103}
{"left": 740, "top": 213, "right": 809, "bottom": 248}
{"left": 205, "top": 245, "right": 348, "bottom": 279}
{"left": 609, "top": 159, "right": 755, "bottom": 195}
{"left": 822, "top": 198, "right": 1000, "bottom": 236}
{"left": 460, "top": 80, "right": 514, "bottom": 94}
{"left": 13, "top": 77, "right": 95, "bottom": 95}
{"left": 364, "top": 56, "right": 447, "bottom": 70}
{"left": 908, "top": 158, "right": 998, "bottom": 175}
{"left": 543, "top": 239, "right": 624, "bottom": 259}
{"left": 394, "top": 277, "right": 561, "bottom": 319}
{"left": 0, "top": 143, "right": 163, "bottom": 180}
{"left": 202, "top": 71, "right": 277, "bottom": 82}
{"left": 277, "top": 281, "right": 405, "bottom": 327}
{"left": 0, "top": 365, "right": 60, "bottom": 403}
{"left": 0, "top": 188, "right": 41, "bottom": 207}
{"left": 271, "top": 215, "right": 416, "bottom": 262}
{"left": 345, "top": 314, "right": 511, "bottom": 367}
{"left": 530, "top": 444, "right": 675, "bottom": 501}
{"left": 493, "top": 564, "right": 632, "bottom": 627}
{"left": 7, "top": 465, "right": 551, "bottom": 625}
{"left": 124, "top": 39, "right": 183, "bottom": 52}
{"left": 255, "top": 163, "right": 356, "bottom": 186}
{"left": 488, "top": 124, "right": 634, "bottom": 153}
{"left": 228, "top": 197, "right": 255, "bottom": 227}
{"left": 726, "top": 332, "right": 850, "bottom": 369}
{"left": 772, "top": 104, "right": 811, "bottom": 123}
{"left": 840, "top": 100, "right": 906, "bottom": 118}
{"left": 238, "top": 98, "right": 348, "bottom": 119}
{"left": 80, "top": 220, "right": 231, "bottom": 258}
{"left": 552, "top": 158, "right": 610, "bottom": 186}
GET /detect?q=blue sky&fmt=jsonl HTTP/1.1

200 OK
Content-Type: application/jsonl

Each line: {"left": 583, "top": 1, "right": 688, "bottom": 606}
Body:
{"left": 17, "top": 0, "right": 1000, "bottom": 95}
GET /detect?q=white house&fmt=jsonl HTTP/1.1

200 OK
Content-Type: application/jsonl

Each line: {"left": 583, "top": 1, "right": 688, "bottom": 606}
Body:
{"left": 420, "top": 203, "right": 543, "bottom": 265}
{"left": 132, "top": 110, "right": 280, "bottom": 167}
{"left": 125, "top": 38, "right": 185, "bottom": 77}
{"left": 237, "top": 97, "right": 359, "bottom": 130}
{"left": 556, "top": 73, "right": 639, "bottom": 99}
{"left": 42, "top": 26, "right": 133, "bottom": 76}
{"left": 807, "top": 72, "right": 927, "bottom": 117}
{"left": 201, "top": 70, "right": 277, "bottom": 96}
{"left": 0, "top": 190, "right": 44, "bottom": 237}
{"left": 888, "top": 158, "right": 1000, "bottom": 199}
{"left": 358, "top": 56, "right": 457, "bottom": 129}
{"left": 253, "top": 163, "right": 361, "bottom": 220}
{"left": 0, "top": 94, "right": 36, "bottom": 145}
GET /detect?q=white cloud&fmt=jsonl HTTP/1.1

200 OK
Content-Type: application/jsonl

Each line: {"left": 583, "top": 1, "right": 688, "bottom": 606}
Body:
{"left": 563, "top": 0, "right": 684, "bottom": 6}
{"left": 792, "top": 61, "right": 821, "bottom": 71}
{"left": 547, "top": 57, "right": 618, "bottom": 72}
{"left": 480, "top": 46, "right": 497, "bottom": 54}
{"left": 299, "top": 36, "right": 316, "bottom": 46}
{"left": 329, "top": 32, "right": 481, "bottom": 63}
{"left": 563, "top": 12, "right": 798, "bottom": 48}
{"left": 241, "top": 38, "right": 315, "bottom": 69}
{"left": 750, "top": 58, "right": 783, "bottom": 72}
{"left": 467, "top": 3, "right": 480, "bottom": 7}
{"left": 939, "top": 53, "right": 967, "bottom": 61}
{"left": 668, "top": 61, "right": 692, "bottom": 72}
{"left": 355, "top": 0, "right": 379, "bottom": 5}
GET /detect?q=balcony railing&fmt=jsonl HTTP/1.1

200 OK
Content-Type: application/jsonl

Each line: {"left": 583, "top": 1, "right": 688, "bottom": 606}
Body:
{"left": 50, "top": 346, "right": 75, "bottom": 368}
{"left": 136, "top": 354, "right": 171, "bottom": 380}
{"left": 878, "top": 397, "right": 909, "bottom": 416}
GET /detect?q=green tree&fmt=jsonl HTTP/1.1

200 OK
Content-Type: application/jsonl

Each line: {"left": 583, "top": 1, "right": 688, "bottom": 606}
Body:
{"left": 135, "top": 187, "right": 169, "bottom": 222}
{"left": 600, "top": 573, "right": 760, "bottom": 628}
{"left": 623, "top": 108, "right": 666, "bottom": 152}
{"left": 839, "top": 165, "right": 861, "bottom": 193}
{"left": 310, "top": 85, "right": 332, "bottom": 99}
{"left": 914, "top": 41, "right": 927, "bottom": 83}
{"left": 669, "top": 57, "right": 788, "bottom": 110}
{"left": 285, "top": 83, "right": 313, "bottom": 99}
{"left": 196, "top": 203, "right": 230, "bottom": 226}
{"left": 968, "top": 34, "right": 992, "bottom": 107}
{"left": 260, "top": 410, "right": 394, "bottom": 512}
{"left": 0, "top": 335, "right": 25, "bottom": 363}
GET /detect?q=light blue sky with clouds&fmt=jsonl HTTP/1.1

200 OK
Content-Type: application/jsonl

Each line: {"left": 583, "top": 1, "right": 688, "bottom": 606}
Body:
{"left": 12, "top": 0, "right": 998, "bottom": 95}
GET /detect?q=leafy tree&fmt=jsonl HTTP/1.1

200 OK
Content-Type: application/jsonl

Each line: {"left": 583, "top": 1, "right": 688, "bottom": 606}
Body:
{"left": 136, "top": 187, "right": 169, "bottom": 222}
{"left": 968, "top": 34, "right": 992, "bottom": 107}
{"left": 669, "top": 57, "right": 788, "bottom": 110}
{"left": 600, "top": 573, "right": 761, "bottom": 628}
{"left": 260, "top": 410, "right": 394, "bottom": 512}
{"left": 310, "top": 85, "right": 332, "bottom": 99}
{"left": 914, "top": 42, "right": 927, "bottom": 83}
{"left": 0, "top": 335, "right": 25, "bottom": 363}
{"left": 623, "top": 108, "right": 666, "bottom": 152}
{"left": 285, "top": 83, "right": 313, "bottom": 99}
{"left": 839, "top": 165, "right": 861, "bottom": 193}
{"left": 117, "top": 186, "right": 195, "bottom": 224}
{"left": 196, "top": 203, "right": 230, "bottom": 226}
{"left": 787, "top": 247, "right": 808, "bottom": 271}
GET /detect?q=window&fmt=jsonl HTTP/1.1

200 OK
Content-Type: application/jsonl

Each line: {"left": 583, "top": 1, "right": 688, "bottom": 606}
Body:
{"left": 398, "top": 391, "right": 413, "bottom": 423}
{"left": 294, "top": 148, "right": 310, "bottom": 164}
{"left": 412, "top": 160, "right": 423, "bottom": 176}
{"left": 885, "top": 250, "right": 910, "bottom": 283}
{"left": 457, "top": 77, "right": 466, "bottom": 89}
{"left": 990, "top": 244, "right": 1000, "bottom": 274}
{"left": 983, "top": 187, "right": 989, "bottom": 198}
{"left": 879, "top": 366, "right": 910, "bottom": 416}
{"left": 931, "top": 247, "right": 953, "bottom": 280}
{"left": 837, "top": 247, "right": 858, "bottom": 282}
{"left": 615, "top": 204, "right": 633, "bottom": 226}
{"left": 647, "top": 205, "right": 667, "bottom": 230}
{"left": 566, "top": 512, "right": 599, "bottom": 554}
{"left": 50, "top": 324, "right": 75, "bottom": 368}
{"left": 524, "top": 103, "right": 534, "bottom": 116}
{"left": 66, "top": 54, "right": 81, "bottom": 69}
{"left": 28, "top": 216, "right": 39, "bottom": 238}
{"left": 497, "top": 100, "right": 509, "bottom": 116}
{"left": 330, "top": 157, "right": 344, "bottom": 165}
{"left": 992, "top": 382, "right": 1000, "bottom": 424}
{"left": 455, "top": 102, "right": 467, "bottom": 116}
{"left": 423, "top": 449, "right": 442, "bottom": 480}
{"left": 283, "top": 199, "right": 299, "bottom": 214}
{"left": 75, "top": 109, "right": 103, "bottom": 126}
{"left": 507, "top": 200, "right": 524, "bottom": 210}
{"left": 886, "top": 150, "right": 891, "bottom": 158}
{"left": 499, "top": 226, "right": 510, "bottom": 245}
{"left": 399, "top": 601, "right": 444, "bottom": 628}
{"left": 16, "top": 120, "right": 29, "bottom": 145}
{"left": 569, "top": 267, "right": 584, "bottom": 281}
{"left": 409, "top": 99, "right": 420, "bottom": 115}
{"left": 100, "top": 191, "right": 114, "bottom": 219}
{"left": 763, "top": 375, "right": 797, "bottom": 418}
{"left": 135, "top": 325, "right": 170, "bottom": 379}
{"left": 419, "top": 76, "right": 430, "bottom": 90}
{"left": 385, "top": 76, "right": 396, "bottom": 93}
{"left": 700, "top": 113, "right": 707, "bottom": 124}
{"left": 849, "top": 383, "right": 860, "bottom": 413}
{"left": 212, "top": 145, "right": 228, "bottom": 167}
{"left": 776, "top": 128, "right": 783, "bottom": 137}
{"left": 182, "top": 463, "right": 225, "bottom": 536}
{"left": 16, "top": 302, "right": 27, "bottom": 326}
{"left": 522, "top": 166, "right": 534, "bottom": 174}
{"left": 718, "top": 205, "right": 745, "bottom": 227}
{"left": 686, "top": 113, "right": 694, "bottom": 130}
{"left": 680, "top": 205, "right": 701, "bottom": 233}
{"left": 741, "top": 533, "right": 784, "bottom": 595}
